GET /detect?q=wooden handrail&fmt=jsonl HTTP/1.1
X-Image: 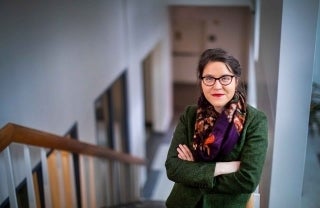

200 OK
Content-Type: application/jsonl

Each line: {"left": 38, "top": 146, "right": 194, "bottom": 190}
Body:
{"left": 0, "top": 123, "right": 145, "bottom": 165}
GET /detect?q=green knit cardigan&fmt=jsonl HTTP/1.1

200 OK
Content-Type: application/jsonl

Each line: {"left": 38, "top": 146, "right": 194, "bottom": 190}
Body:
{"left": 165, "top": 105, "right": 268, "bottom": 208}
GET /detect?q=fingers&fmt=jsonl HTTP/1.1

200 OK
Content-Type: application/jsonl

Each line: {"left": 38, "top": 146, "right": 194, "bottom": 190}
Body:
{"left": 177, "top": 144, "right": 194, "bottom": 161}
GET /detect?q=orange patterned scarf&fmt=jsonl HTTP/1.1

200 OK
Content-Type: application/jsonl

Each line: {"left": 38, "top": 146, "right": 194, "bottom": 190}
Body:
{"left": 192, "top": 91, "right": 246, "bottom": 161}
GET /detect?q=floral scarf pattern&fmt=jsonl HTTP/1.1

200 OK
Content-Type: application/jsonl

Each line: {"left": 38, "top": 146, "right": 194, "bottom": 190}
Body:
{"left": 192, "top": 91, "right": 246, "bottom": 161}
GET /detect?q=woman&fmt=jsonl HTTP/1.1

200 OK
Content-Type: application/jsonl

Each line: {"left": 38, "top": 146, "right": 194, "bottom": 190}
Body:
{"left": 165, "top": 48, "right": 268, "bottom": 208}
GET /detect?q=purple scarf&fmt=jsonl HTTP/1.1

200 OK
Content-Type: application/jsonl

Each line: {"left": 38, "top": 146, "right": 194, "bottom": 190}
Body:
{"left": 192, "top": 91, "right": 246, "bottom": 161}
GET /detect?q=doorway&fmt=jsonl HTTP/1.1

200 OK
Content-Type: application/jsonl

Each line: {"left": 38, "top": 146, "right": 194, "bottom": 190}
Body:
{"left": 94, "top": 71, "right": 129, "bottom": 153}
{"left": 142, "top": 52, "right": 154, "bottom": 138}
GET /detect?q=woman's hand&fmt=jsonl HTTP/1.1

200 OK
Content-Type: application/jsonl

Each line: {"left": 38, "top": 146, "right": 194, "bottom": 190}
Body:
{"left": 214, "top": 161, "right": 241, "bottom": 176}
{"left": 176, "top": 144, "right": 240, "bottom": 177}
{"left": 177, "top": 144, "right": 194, "bottom": 161}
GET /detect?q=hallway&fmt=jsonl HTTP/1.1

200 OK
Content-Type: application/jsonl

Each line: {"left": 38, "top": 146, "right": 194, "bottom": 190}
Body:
{"left": 143, "top": 125, "right": 174, "bottom": 201}
{"left": 142, "top": 83, "right": 198, "bottom": 202}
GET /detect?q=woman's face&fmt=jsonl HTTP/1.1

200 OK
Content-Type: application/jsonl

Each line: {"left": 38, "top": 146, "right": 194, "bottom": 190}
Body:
{"left": 201, "top": 61, "right": 237, "bottom": 113}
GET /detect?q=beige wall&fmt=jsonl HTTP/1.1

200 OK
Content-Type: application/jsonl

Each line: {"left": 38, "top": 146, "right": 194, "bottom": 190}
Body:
{"left": 170, "top": 6, "right": 251, "bottom": 84}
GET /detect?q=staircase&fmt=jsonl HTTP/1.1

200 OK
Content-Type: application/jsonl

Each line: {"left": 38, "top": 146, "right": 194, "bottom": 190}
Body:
{"left": 0, "top": 123, "right": 162, "bottom": 208}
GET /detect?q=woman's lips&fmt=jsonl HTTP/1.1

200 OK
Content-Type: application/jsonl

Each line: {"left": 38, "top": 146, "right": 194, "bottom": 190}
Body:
{"left": 212, "top": 93, "right": 224, "bottom": 98}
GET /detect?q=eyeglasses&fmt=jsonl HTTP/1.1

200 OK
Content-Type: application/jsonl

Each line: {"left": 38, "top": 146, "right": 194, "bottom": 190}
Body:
{"left": 201, "top": 75, "right": 235, "bottom": 86}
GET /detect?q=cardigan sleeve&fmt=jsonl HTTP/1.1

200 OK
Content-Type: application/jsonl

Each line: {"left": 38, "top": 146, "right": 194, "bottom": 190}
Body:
{"left": 165, "top": 106, "right": 218, "bottom": 188}
{"left": 209, "top": 108, "right": 268, "bottom": 194}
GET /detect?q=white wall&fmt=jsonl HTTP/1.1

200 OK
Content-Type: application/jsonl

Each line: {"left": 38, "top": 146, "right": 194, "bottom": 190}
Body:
{"left": 0, "top": 1, "right": 127, "bottom": 142}
{"left": 257, "top": 0, "right": 319, "bottom": 207}
{"left": 313, "top": 2, "right": 320, "bottom": 85}
{"left": 0, "top": 0, "right": 172, "bottom": 207}
{"left": 270, "top": 0, "right": 319, "bottom": 206}
{"left": 255, "top": 0, "right": 283, "bottom": 207}
{"left": 124, "top": 0, "right": 172, "bottom": 186}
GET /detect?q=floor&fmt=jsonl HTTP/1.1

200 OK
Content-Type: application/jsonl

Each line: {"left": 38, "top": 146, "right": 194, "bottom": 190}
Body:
{"left": 142, "top": 83, "right": 320, "bottom": 208}
{"left": 142, "top": 118, "right": 176, "bottom": 202}
{"left": 142, "top": 83, "right": 197, "bottom": 203}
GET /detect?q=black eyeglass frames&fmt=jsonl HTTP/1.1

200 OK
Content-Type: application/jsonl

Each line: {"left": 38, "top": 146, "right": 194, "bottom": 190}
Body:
{"left": 201, "top": 75, "right": 235, "bottom": 86}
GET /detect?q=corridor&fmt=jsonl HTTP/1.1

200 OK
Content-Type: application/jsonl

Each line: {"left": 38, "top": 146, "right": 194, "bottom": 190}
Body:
{"left": 143, "top": 83, "right": 198, "bottom": 201}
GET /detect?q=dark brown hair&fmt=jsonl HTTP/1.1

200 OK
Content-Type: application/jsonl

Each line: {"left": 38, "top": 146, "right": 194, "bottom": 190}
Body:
{"left": 197, "top": 48, "right": 247, "bottom": 106}
{"left": 197, "top": 48, "right": 242, "bottom": 79}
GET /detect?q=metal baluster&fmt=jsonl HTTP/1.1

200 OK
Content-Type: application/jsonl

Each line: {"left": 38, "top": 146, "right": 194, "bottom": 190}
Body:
{"left": 23, "top": 145, "right": 36, "bottom": 207}
{"left": 3, "top": 147, "right": 18, "bottom": 208}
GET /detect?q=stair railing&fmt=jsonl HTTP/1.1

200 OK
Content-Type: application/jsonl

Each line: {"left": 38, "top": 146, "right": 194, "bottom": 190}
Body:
{"left": 0, "top": 123, "right": 145, "bottom": 208}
